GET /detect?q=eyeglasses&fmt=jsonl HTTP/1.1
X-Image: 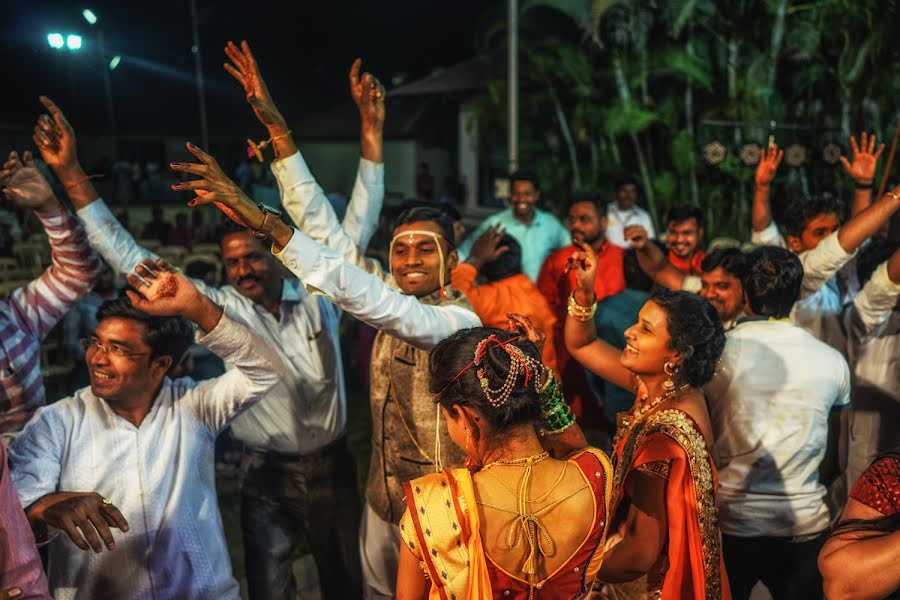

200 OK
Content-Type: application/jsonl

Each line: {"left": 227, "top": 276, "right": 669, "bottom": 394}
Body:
{"left": 80, "top": 338, "right": 151, "bottom": 359}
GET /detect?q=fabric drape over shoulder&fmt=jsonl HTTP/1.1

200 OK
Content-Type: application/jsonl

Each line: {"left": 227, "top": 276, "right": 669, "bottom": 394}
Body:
{"left": 400, "top": 448, "right": 613, "bottom": 599}
{"left": 611, "top": 408, "right": 731, "bottom": 600}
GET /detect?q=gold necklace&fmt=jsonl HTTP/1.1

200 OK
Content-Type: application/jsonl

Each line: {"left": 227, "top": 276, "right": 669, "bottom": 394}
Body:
{"left": 614, "top": 384, "right": 691, "bottom": 449}
{"left": 481, "top": 451, "right": 549, "bottom": 471}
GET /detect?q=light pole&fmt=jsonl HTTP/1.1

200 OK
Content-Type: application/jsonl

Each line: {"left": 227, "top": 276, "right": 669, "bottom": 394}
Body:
{"left": 83, "top": 8, "right": 117, "bottom": 157}
{"left": 508, "top": 0, "right": 519, "bottom": 174}
{"left": 189, "top": 0, "right": 209, "bottom": 150}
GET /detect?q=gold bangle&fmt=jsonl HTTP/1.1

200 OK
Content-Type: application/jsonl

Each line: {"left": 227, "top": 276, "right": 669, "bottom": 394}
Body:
{"left": 567, "top": 293, "right": 597, "bottom": 321}
{"left": 885, "top": 191, "right": 900, "bottom": 203}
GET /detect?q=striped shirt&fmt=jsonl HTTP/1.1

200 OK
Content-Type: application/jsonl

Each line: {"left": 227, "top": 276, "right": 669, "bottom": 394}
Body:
{"left": 0, "top": 208, "right": 101, "bottom": 434}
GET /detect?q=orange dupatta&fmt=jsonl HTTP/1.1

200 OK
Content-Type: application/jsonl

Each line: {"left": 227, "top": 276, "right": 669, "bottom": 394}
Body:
{"left": 612, "top": 408, "right": 731, "bottom": 600}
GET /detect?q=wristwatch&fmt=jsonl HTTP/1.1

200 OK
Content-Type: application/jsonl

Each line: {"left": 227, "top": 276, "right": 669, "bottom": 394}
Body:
{"left": 252, "top": 203, "right": 284, "bottom": 240}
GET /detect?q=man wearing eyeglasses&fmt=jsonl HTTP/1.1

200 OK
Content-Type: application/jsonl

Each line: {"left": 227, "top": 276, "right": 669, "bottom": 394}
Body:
{"left": 7, "top": 263, "right": 284, "bottom": 600}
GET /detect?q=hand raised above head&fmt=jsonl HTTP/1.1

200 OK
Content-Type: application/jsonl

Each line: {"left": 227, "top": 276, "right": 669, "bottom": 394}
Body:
{"left": 755, "top": 143, "right": 783, "bottom": 187}
{"left": 349, "top": 58, "right": 385, "bottom": 132}
{"left": 125, "top": 260, "right": 202, "bottom": 317}
{"left": 0, "top": 150, "right": 58, "bottom": 212}
{"left": 467, "top": 224, "right": 508, "bottom": 268}
{"left": 223, "top": 40, "right": 285, "bottom": 130}
{"left": 32, "top": 96, "right": 79, "bottom": 174}
{"left": 507, "top": 312, "right": 545, "bottom": 354}
{"left": 566, "top": 239, "right": 598, "bottom": 297}
{"left": 840, "top": 132, "right": 885, "bottom": 185}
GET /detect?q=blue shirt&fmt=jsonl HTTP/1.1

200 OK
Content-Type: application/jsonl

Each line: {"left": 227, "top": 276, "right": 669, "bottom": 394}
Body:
{"left": 458, "top": 208, "right": 570, "bottom": 281}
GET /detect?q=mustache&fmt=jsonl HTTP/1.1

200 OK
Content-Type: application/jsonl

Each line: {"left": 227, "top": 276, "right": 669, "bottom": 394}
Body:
{"left": 236, "top": 275, "right": 262, "bottom": 286}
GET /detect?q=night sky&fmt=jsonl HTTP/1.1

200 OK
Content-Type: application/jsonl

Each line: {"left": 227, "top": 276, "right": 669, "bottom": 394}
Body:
{"left": 2, "top": 0, "right": 489, "bottom": 138}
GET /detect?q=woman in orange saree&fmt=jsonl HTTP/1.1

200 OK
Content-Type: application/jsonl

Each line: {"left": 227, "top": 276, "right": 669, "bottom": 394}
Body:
{"left": 395, "top": 323, "right": 614, "bottom": 599}
{"left": 564, "top": 240, "right": 731, "bottom": 600}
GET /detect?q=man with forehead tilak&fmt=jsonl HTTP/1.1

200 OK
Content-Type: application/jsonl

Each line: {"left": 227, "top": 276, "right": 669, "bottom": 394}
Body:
{"left": 171, "top": 138, "right": 482, "bottom": 599}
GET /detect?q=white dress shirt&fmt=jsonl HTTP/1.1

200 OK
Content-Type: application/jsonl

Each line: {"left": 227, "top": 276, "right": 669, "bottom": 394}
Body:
{"left": 605, "top": 202, "right": 656, "bottom": 248}
{"left": 752, "top": 222, "right": 855, "bottom": 352}
{"left": 9, "top": 311, "right": 284, "bottom": 600}
{"left": 704, "top": 318, "right": 851, "bottom": 537}
{"left": 844, "top": 262, "right": 900, "bottom": 486}
{"left": 77, "top": 199, "right": 347, "bottom": 454}
{"left": 274, "top": 229, "right": 481, "bottom": 351}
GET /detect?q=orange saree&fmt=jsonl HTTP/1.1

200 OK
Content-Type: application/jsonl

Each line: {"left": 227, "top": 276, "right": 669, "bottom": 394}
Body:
{"left": 399, "top": 448, "right": 613, "bottom": 599}
{"left": 609, "top": 406, "right": 731, "bottom": 600}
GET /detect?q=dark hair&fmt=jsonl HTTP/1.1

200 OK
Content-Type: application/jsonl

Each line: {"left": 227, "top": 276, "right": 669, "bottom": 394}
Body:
{"left": 831, "top": 449, "right": 900, "bottom": 539}
{"left": 393, "top": 206, "right": 455, "bottom": 248}
{"left": 649, "top": 289, "right": 725, "bottom": 387}
{"left": 95, "top": 297, "right": 194, "bottom": 368}
{"left": 781, "top": 195, "right": 844, "bottom": 239}
{"left": 430, "top": 327, "right": 542, "bottom": 430}
{"left": 857, "top": 237, "right": 900, "bottom": 287}
{"left": 623, "top": 248, "right": 656, "bottom": 292}
{"left": 216, "top": 219, "right": 251, "bottom": 245}
{"left": 440, "top": 204, "right": 463, "bottom": 223}
{"left": 667, "top": 205, "right": 703, "bottom": 228}
{"left": 510, "top": 169, "right": 540, "bottom": 192}
{"left": 568, "top": 192, "right": 607, "bottom": 217}
{"left": 743, "top": 246, "right": 803, "bottom": 318}
{"left": 480, "top": 234, "right": 522, "bottom": 282}
{"left": 614, "top": 176, "right": 641, "bottom": 193}
{"left": 701, "top": 248, "right": 747, "bottom": 280}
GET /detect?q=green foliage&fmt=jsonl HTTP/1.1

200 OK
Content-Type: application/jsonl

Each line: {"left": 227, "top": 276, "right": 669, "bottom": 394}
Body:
{"left": 467, "top": 0, "right": 899, "bottom": 240}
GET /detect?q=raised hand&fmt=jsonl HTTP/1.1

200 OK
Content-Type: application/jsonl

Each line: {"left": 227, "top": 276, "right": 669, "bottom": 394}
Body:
{"left": 349, "top": 58, "right": 385, "bottom": 133}
{"left": 840, "top": 132, "right": 885, "bottom": 185}
{"left": 623, "top": 224, "right": 649, "bottom": 250}
{"left": 170, "top": 143, "right": 262, "bottom": 229}
{"left": 566, "top": 239, "right": 598, "bottom": 302}
{"left": 507, "top": 312, "right": 546, "bottom": 355}
{"left": 755, "top": 143, "right": 783, "bottom": 187}
{"left": 0, "top": 151, "right": 59, "bottom": 212}
{"left": 466, "top": 224, "right": 508, "bottom": 269}
{"left": 224, "top": 40, "right": 286, "bottom": 130}
{"left": 125, "top": 260, "right": 201, "bottom": 316}
{"left": 42, "top": 492, "right": 129, "bottom": 553}
{"left": 32, "top": 96, "right": 79, "bottom": 175}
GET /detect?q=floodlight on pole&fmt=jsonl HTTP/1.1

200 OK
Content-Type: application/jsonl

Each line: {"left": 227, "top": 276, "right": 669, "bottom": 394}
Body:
{"left": 109, "top": 55, "right": 121, "bottom": 70}
{"left": 47, "top": 33, "right": 65, "bottom": 49}
{"left": 82, "top": 9, "right": 98, "bottom": 25}
{"left": 66, "top": 35, "right": 83, "bottom": 50}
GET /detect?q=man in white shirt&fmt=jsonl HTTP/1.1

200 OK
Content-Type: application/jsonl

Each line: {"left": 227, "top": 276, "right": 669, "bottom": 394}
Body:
{"left": 605, "top": 176, "right": 656, "bottom": 248}
{"left": 457, "top": 170, "right": 570, "bottom": 281}
{"left": 704, "top": 246, "right": 851, "bottom": 600}
{"left": 843, "top": 238, "right": 900, "bottom": 490}
{"left": 32, "top": 82, "right": 380, "bottom": 598}
{"left": 9, "top": 263, "right": 284, "bottom": 600}
{"left": 170, "top": 143, "right": 482, "bottom": 600}
{"left": 750, "top": 137, "right": 899, "bottom": 351}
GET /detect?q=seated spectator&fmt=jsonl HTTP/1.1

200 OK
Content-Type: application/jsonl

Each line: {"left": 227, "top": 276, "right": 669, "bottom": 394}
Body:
{"left": 605, "top": 176, "right": 655, "bottom": 248}
{"left": 140, "top": 206, "right": 172, "bottom": 244}
{"left": 451, "top": 226, "right": 558, "bottom": 370}
{"left": 9, "top": 264, "right": 284, "bottom": 599}
{"left": 665, "top": 204, "right": 705, "bottom": 275}
{"left": 818, "top": 450, "right": 900, "bottom": 600}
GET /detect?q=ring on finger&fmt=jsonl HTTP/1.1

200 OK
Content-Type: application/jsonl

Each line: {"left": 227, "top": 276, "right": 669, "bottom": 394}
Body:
{"left": 101, "top": 497, "right": 114, "bottom": 506}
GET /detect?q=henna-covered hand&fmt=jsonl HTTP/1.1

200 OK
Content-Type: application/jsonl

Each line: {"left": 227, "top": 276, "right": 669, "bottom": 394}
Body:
{"left": 0, "top": 150, "right": 59, "bottom": 212}
{"left": 224, "top": 40, "right": 286, "bottom": 131}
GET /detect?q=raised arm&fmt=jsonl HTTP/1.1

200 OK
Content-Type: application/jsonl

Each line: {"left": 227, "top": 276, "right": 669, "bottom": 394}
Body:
{"left": 173, "top": 144, "right": 482, "bottom": 350}
{"left": 31, "top": 97, "right": 229, "bottom": 305}
{"left": 563, "top": 241, "right": 634, "bottom": 390}
{"left": 225, "top": 42, "right": 385, "bottom": 264}
{"left": 0, "top": 151, "right": 101, "bottom": 341}
{"left": 835, "top": 184, "right": 900, "bottom": 255}
{"left": 126, "top": 262, "right": 285, "bottom": 433}
{"left": 848, "top": 247, "right": 900, "bottom": 340}
{"left": 624, "top": 224, "right": 688, "bottom": 291}
{"left": 840, "top": 132, "right": 884, "bottom": 219}
{"left": 751, "top": 144, "right": 785, "bottom": 244}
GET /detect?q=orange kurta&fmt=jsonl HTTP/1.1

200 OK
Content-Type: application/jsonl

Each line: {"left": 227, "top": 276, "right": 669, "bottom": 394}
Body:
{"left": 451, "top": 263, "right": 558, "bottom": 371}
{"left": 610, "top": 404, "right": 731, "bottom": 600}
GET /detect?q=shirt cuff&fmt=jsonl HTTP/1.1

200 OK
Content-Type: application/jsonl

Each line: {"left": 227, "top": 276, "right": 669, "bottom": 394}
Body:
{"left": 358, "top": 158, "right": 385, "bottom": 187}
{"left": 270, "top": 151, "right": 313, "bottom": 186}
{"left": 750, "top": 221, "right": 781, "bottom": 245}
{"left": 272, "top": 228, "right": 326, "bottom": 289}
{"left": 75, "top": 197, "right": 112, "bottom": 222}
{"left": 870, "top": 261, "right": 900, "bottom": 294}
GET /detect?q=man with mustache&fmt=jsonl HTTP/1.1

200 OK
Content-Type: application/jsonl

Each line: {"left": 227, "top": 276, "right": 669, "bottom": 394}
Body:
{"left": 537, "top": 193, "right": 624, "bottom": 426}
{"left": 31, "top": 70, "right": 383, "bottom": 598}
{"left": 171, "top": 141, "right": 481, "bottom": 599}
{"left": 664, "top": 204, "right": 706, "bottom": 276}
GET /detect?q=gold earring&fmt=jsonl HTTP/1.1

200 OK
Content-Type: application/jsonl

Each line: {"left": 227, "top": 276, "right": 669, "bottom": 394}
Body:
{"left": 663, "top": 361, "right": 679, "bottom": 390}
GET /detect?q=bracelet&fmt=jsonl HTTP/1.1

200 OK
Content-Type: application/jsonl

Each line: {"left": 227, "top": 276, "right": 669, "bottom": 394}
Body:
{"left": 885, "top": 191, "right": 900, "bottom": 203}
{"left": 855, "top": 183, "right": 873, "bottom": 190}
{"left": 538, "top": 370, "right": 576, "bottom": 433}
{"left": 246, "top": 130, "right": 292, "bottom": 162}
{"left": 64, "top": 173, "right": 104, "bottom": 192}
{"left": 567, "top": 293, "right": 597, "bottom": 321}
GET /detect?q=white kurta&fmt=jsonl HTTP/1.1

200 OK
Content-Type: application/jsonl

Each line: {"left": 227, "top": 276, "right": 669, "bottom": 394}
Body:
{"left": 9, "top": 311, "right": 284, "bottom": 600}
